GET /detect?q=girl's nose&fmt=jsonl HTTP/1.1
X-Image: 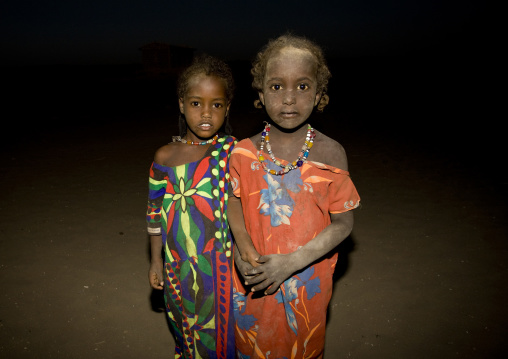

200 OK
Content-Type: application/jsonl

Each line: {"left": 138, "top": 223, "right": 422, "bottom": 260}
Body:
{"left": 283, "top": 91, "right": 296, "bottom": 105}
{"left": 201, "top": 106, "right": 212, "bottom": 119}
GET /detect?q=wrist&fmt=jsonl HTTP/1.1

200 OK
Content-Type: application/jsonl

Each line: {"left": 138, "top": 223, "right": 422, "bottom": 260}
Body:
{"left": 241, "top": 248, "right": 259, "bottom": 263}
{"left": 286, "top": 251, "right": 303, "bottom": 273}
{"left": 151, "top": 256, "right": 163, "bottom": 264}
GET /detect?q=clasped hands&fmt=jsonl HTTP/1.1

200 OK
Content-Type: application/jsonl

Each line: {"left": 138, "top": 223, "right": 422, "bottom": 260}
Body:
{"left": 235, "top": 251, "right": 297, "bottom": 295}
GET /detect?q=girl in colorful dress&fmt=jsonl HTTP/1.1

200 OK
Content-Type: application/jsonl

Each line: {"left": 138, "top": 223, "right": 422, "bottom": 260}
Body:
{"left": 146, "top": 54, "right": 237, "bottom": 358}
{"left": 228, "top": 34, "right": 361, "bottom": 358}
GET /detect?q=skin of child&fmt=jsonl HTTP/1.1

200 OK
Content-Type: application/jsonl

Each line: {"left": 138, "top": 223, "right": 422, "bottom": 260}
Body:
{"left": 228, "top": 46, "right": 354, "bottom": 295}
{"left": 148, "top": 74, "right": 230, "bottom": 290}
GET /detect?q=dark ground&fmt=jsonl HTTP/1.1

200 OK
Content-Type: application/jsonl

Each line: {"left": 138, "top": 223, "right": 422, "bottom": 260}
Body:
{"left": 0, "top": 56, "right": 506, "bottom": 358}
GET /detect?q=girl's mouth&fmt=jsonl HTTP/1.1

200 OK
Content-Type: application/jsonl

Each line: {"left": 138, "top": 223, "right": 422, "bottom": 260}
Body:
{"left": 198, "top": 123, "right": 213, "bottom": 130}
{"left": 280, "top": 112, "right": 298, "bottom": 118}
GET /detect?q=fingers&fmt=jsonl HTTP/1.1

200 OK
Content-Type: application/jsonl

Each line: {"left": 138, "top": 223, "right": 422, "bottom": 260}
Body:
{"left": 248, "top": 259, "right": 260, "bottom": 268}
{"left": 250, "top": 279, "right": 282, "bottom": 295}
{"left": 245, "top": 268, "right": 259, "bottom": 276}
{"left": 244, "top": 262, "right": 270, "bottom": 285}
{"left": 264, "top": 281, "right": 282, "bottom": 295}
{"left": 239, "top": 272, "right": 256, "bottom": 283}
{"left": 245, "top": 271, "right": 278, "bottom": 293}
{"left": 250, "top": 278, "right": 272, "bottom": 293}
{"left": 151, "top": 281, "right": 163, "bottom": 290}
{"left": 149, "top": 271, "right": 164, "bottom": 290}
{"left": 256, "top": 255, "right": 269, "bottom": 264}
{"left": 245, "top": 272, "right": 266, "bottom": 286}
{"left": 243, "top": 269, "right": 283, "bottom": 295}
{"left": 236, "top": 259, "right": 257, "bottom": 282}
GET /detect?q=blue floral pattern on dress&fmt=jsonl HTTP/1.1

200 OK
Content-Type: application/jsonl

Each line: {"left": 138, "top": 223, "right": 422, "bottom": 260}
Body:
{"left": 257, "top": 161, "right": 303, "bottom": 227}
{"left": 275, "top": 266, "right": 321, "bottom": 335}
{"left": 233, "top": 289, "right": 257, "bottom": 331}
{"left": 295, "top": 266, "right": 321, "bottom": 300}
{"left": 275, "top": 277, "right": 299, "bottom": 335}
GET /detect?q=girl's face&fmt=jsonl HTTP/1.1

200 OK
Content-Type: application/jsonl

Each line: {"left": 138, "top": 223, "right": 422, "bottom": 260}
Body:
{"left": 179, "top": 74, "right": 230, "bottom": 141}
{"left": 259, "top": 47, "right": 321, "bottom": 130}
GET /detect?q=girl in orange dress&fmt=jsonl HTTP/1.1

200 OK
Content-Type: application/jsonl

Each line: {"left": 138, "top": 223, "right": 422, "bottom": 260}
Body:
{"left": 228, "top": 35, "right": 360, "bottom": 358}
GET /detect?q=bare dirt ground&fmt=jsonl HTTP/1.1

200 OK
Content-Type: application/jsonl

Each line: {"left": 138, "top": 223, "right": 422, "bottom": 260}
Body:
{"left": 1, "top": 58, "right": 506, "bottom": 358}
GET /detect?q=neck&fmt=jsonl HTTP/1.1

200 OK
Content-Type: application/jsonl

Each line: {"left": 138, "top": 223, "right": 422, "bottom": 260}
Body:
{"left": 266, "top": 121, "right": 309, "bottom": 144}
{"left": 177, "top": 133, "right": 218, "bottom": 145}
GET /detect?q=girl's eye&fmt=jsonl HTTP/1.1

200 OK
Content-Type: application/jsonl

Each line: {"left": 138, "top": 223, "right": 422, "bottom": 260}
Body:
{"left": 298, "top": 84, "right": 309, "bottom": 90}
{"left": 190, "top": 101, "right": 199, "bottom": 107}
{"left": 213, "top": 103, "right": 223, "bottom": 109}
{"left": 270, "top": 84, "right": 281, "bottom": 91}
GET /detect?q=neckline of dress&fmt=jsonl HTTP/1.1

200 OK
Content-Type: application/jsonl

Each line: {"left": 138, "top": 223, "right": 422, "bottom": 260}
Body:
{"left": 158, "top": 139, "right": 218, "bottom": 169}
{"left": 245, "top": 138, "right": 349, "bottom": 175}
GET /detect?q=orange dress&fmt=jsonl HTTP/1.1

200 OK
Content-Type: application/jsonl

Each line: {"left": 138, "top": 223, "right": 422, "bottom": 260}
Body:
{"left": 230, "top": 139, "right": 360, "bottom": 359}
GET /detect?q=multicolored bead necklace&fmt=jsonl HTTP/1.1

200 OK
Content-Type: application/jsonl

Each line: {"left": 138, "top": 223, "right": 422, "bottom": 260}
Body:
{"left": 173, "top": 133, "right": 219, "bottom": 145}
{"left": 257, "top": 122, "right": 316, "bottom": 175}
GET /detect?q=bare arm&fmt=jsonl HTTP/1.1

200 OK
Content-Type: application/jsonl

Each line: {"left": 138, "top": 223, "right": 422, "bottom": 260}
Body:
{"left": 228, "top": 196, "right": 261, "bottom": 268}
{"left": 148, "top": 235, "right": 164, "bottom": 290}
{"left": 245, "top": 211, "right": 354, "bottom": 295}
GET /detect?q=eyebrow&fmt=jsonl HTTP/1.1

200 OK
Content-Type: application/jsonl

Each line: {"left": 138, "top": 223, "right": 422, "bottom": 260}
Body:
{"left": 186, "top": 95, "right": 227, "bottom": 101}
{"left": 265, "top": 76, "right": 315, "bottom": 83}
{"left": 265, "top": 77, "right": 283, "bottom": 82}
{"left": 296, "top": 77, "right": 314, "bottom": 82}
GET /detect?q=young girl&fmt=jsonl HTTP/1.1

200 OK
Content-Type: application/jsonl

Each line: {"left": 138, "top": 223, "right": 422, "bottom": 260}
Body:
{"left": 146, "top": 54, "right": 237, "bottom": 358}
{"left": 228, "top": 35, "right": 361, "bottom": 358}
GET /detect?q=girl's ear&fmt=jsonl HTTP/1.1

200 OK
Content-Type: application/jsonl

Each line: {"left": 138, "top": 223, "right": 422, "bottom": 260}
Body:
{"left": 258, "top": 92, "right": 265, "bottom": 106}
{"left": 178, "top": 98, "right": 185, "bottom": 114}
{"left": 314, "top": 93, "right": 322, "bottom": 107}
{"left": 253, "top": 92, "right": 264, "bottom": 109}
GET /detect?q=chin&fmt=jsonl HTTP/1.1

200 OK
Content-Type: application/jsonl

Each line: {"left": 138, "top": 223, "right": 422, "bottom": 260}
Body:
{"left": 274, "top": 118, "right": 306, "bottom": 129}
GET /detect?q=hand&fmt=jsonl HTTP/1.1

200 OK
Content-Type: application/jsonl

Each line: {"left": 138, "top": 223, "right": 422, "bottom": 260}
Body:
{"left": 243, "top": 248, "right": 261, "bottom": 269}
{"left": 244, "top": 253, "right": 296, "bottom": 295}
{"left": 234, "top": 246, "right": 259, "bottom": 284}
{"left": 149, "top": 258, "right": 164, "bottom": 290}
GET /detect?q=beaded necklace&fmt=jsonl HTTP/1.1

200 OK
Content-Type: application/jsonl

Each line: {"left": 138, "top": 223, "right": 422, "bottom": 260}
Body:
{"left": 173, "top": 133, "right": 219, "bottom": 145}
{"left": 257, "top": 122, "right": 316, "bottom": 175}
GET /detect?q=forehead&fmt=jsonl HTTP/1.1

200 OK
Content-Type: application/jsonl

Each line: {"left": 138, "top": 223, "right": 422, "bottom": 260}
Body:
{"left": 265, "top": 47, "right": 318, "bottom": 79}
{"left": 185, "top": 74, "right": 227, "bottom": 96}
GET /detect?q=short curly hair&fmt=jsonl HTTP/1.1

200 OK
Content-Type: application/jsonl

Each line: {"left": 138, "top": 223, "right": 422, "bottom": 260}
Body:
{"left": 251, "top": 34, "right": 331, "bottom": 111}
{"left": 177, "top": 53, "right": 235, "bottom": 136}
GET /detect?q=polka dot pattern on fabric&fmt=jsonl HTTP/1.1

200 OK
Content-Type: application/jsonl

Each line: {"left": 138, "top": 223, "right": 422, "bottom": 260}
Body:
{"left": 147, "top": 135, "right": 238, "bottom": 358}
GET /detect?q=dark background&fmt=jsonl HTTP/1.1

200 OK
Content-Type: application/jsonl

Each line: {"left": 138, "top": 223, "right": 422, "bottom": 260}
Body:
{"left": 0, "top": 0, "right": 492, "bottom": 65}
{"left": 1, "top": 0, "right": 498, "bottom": 159}
{"left": 1, "top": 1, "right": 506, "bottom": 358}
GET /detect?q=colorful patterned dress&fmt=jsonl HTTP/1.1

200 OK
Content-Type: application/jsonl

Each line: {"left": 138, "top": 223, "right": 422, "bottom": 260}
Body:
{"left": 146, "top": 135, "right": 237, "bottom": 359}
{"left": 230, "top": 139, "right": 360, "bottom": 359}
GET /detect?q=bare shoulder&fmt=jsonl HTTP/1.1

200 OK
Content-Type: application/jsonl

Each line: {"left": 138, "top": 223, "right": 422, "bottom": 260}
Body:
{"left": 312, "top": 129, "right": 348, "bottom": 171}
{"left": 241, "top": 132, "right": 263, "bottom": 152}
{"left": 153, "top": 143, "right": 178, "bottom": 166}
{"left": 249, "top": 132, "right": 263, "bottom": 147}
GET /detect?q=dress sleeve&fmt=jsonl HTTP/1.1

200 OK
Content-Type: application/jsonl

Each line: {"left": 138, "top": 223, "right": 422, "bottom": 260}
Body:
{"left": 146, "top": 162, "right": 167, "bottom": 235}
{"left": 229, "top": 148, "right": 242, "bottom": 198}
{"left": 226, "top": 137, "right": 238, "bottom": 198}
{"left": 328, "top": 172, "right": 361, "bottom": 214}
